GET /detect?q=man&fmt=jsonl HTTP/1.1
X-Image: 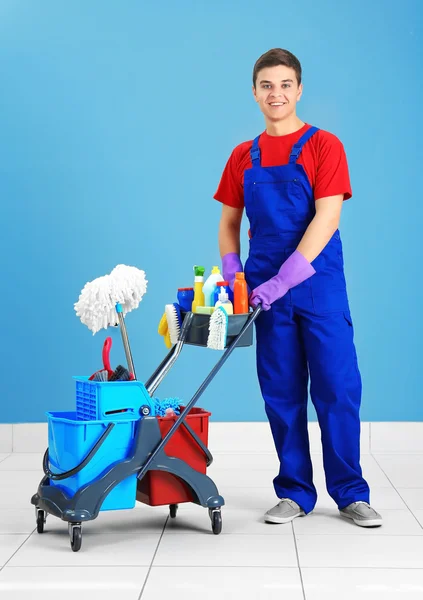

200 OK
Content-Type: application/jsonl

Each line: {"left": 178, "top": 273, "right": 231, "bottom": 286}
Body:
{"left": 214, "top": 48, "right": 382, "bottom": 527}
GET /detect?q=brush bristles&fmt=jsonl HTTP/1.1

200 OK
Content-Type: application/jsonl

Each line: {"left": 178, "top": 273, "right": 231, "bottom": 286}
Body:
{"left": 109, "top": 365, "right": 131, "bottom": 381}
{"left": 165, "top": 304, "right": 181, "bottom": 345}
{"left": 207, "top": 307, "right": 228, "bottom": 350}
{"left": 93, "top": 370, "right": 108, "bottom": 382}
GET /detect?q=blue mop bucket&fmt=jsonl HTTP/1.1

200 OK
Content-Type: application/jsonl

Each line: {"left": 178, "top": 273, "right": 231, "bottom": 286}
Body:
{"left": 46, "top": 411, "right": 139, "bottom": 511}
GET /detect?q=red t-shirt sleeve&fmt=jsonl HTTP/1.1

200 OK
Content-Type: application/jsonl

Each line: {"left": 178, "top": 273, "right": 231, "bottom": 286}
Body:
{"left": 314, "top": 133, "right": 352, "bottom": 201}
{"left": 213, "top": 146, "right": 245, "bottom": 208}
{"left": 213, "top": 130, "right": 352, "bottom": 207}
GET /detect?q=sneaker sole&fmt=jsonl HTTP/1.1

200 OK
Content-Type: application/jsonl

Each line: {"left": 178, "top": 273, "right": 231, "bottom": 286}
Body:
{"left": 340, "top": 511, "right": 383, "bottom": 527}
{"left": 264, "top": 511, "right": 306, "bottom": 524}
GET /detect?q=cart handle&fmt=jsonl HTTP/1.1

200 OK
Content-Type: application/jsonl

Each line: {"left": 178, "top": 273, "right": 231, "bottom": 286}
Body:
{"left": 42, "top": 422, "right": 115, "bottom": 481}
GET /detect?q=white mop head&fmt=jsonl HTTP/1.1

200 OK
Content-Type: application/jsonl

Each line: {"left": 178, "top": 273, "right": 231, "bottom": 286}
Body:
{"left": 74, "top": 264, "right": 148, "bottom": 334}
{"left": 207, "top": 306, "right": 228, "bottom": 350}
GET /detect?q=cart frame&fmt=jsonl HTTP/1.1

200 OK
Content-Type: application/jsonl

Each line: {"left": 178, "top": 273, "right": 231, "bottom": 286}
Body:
{"left": 31, "top": 307, "right": 261, "bottom": 551}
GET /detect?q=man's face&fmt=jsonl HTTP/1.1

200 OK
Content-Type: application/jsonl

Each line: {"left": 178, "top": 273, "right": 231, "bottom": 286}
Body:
{"left": 253, "top": 65, "right": 303, "bottom": 122}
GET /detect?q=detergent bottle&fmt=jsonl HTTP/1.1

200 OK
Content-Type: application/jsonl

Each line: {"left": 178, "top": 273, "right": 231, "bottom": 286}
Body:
{"left": 192, "top": 265, "right": 206, "bottom": 313}
{"left": 234, "top": 272, "right": 249, "bottom": 314}
{"left": 202, "top": 266, "right": 222, "bottom": 306}
{"left": 215, "top": 287, "right": 234, "bottom": 314}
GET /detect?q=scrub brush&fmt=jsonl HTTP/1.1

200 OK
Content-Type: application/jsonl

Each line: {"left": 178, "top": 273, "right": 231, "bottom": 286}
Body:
{"left": 109, "top": 365, "right": 132, "bottom": 381}
{"left": 158, "top": 312, "right": 172, "bottom": 349}
{"left": 207, "top": 306, "right": 228, "bottom": 350}
{"left": 165, "top": 303, "right": 182, "bottom": 345}
{"left": 89, "top": 337, "right": 114, "bottom": 381}
{"left": 93, "top": 370, "right": 108, "bottom": 382}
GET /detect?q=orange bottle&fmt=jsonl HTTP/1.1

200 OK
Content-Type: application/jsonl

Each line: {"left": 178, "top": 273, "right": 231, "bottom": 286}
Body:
{"left": 233, "top": 272, "right": 249, "bottom": 314}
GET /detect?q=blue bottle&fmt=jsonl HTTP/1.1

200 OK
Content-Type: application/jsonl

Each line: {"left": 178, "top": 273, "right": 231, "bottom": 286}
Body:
{"left": 177, "top": 288, "right": 194, "bottom": 312}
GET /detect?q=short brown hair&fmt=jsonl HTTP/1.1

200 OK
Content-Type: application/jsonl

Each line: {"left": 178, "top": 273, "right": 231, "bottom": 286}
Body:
{"left": 253, "top": 48, "right": 302, "bottom": 87}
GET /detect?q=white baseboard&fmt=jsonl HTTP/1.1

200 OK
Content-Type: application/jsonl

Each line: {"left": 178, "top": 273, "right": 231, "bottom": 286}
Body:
{"left": 209, "top": 422, "right": 372, "bottom": 454}
{"left": 1, "top": 422, "right": 422, "bottom": 454}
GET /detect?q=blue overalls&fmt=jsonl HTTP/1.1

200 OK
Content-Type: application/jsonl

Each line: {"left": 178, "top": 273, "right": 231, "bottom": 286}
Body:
{"left": 244, "top": 126, "right": 370, "bottom": 513}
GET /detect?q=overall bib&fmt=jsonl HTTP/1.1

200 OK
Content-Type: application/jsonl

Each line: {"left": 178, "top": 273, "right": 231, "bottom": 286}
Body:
{"left": 244, "top": 127, "right": 370, "bottom": 513}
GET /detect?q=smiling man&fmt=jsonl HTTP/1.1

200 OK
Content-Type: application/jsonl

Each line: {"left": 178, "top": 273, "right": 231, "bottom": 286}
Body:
{"left": 214, "top": 48, "right": 382, "bottom": 528}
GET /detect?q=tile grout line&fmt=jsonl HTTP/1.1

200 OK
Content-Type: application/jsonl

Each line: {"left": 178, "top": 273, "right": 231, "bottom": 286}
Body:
{"left": 12, "top": 424, "right": 14, "bottom": 453}
{"left": 291, "top": 521, "right": 307, "bottom": 600}
{"left": 137, "top": 516, "right": 169, "bottom": 599}
{"left": 370, "top": 454, "right": 423, "bottom": 531}
{"left": 2, "top": 531, "right": 423, "bottom": 537}
{"left": 3, "top": 564, "right": 423, "bottom": 570}
{"left": 0, "top": 529, "right": 35, "bottom": 573}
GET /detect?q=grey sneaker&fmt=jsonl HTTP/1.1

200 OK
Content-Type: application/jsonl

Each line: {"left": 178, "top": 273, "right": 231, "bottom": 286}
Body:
{"left": 340, "top": 501, "right": 383, "bottom": 527}
{"left": 264, "top": 498, "right": 306, "bottom": 524}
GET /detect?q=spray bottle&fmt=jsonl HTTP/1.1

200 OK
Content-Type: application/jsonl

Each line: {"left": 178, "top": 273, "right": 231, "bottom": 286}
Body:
{"left": 215, "top": 286, "right": 234, "bottom": 315}
{"left": 192, "top": 265, "right": 206, "bottom": 313}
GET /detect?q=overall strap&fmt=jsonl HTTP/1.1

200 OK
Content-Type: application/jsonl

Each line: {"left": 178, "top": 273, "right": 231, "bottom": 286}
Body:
{"left": 250, "top": 136, "right": 261, "bottom": 166}
{"left": 289, "top": 126, "right": 320, "bottom": 163}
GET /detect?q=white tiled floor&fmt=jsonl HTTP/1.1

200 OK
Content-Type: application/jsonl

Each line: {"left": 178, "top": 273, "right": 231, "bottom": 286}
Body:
{"left": 0, "top": 451, "right": 422, "bottom": 599}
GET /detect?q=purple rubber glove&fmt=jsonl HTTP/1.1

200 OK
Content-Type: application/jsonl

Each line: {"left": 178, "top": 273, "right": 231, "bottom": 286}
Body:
{"left": 222, "top": 252, "right": 243, "bottom": 290}
{"left": 250, "top": 250, "right": 316, "bottom": 311}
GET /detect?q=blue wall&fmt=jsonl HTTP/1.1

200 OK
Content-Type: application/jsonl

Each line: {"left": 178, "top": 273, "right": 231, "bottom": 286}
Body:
{"left": 1, "top": 0, "right": 421, "bottom": 422}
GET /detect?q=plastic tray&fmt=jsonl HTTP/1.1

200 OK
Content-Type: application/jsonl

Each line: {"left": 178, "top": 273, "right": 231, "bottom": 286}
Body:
{"left": 182, "top": 312, "right": 253, "bottom": 348}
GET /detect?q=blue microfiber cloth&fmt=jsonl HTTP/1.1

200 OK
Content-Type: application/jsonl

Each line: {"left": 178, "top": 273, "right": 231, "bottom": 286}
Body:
{"left": 153, "top": 397, "right": 181, "bottom": 417}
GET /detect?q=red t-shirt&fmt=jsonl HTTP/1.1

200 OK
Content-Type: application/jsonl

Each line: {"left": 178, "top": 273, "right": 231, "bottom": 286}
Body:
{"left": 214, "top": 123, "right": 352, "bottom": 208}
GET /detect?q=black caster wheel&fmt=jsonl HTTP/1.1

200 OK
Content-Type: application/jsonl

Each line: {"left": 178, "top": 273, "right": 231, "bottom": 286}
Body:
{"left": 69, "top": 524, "right": 82, "bottom": 552}
{"left": 36, "top": 510, "right": 45, "bottom": 534}
{"left": 209, "top": 509, "right": 222, "bottom": 535}
{"left": 169, "top": 504, "right": 178, "bottom": 518}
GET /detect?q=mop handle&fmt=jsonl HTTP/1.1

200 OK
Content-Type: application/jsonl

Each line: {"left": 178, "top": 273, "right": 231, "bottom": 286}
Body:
{"left": 116, "top": 303, "right": 136, "bottom": 379}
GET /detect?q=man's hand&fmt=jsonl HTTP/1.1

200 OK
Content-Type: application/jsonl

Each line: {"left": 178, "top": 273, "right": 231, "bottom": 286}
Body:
{"left": 249, "top": 250, "right": 315, "bottom": 310}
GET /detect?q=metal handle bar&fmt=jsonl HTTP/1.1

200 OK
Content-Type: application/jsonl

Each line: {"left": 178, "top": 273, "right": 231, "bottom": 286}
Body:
{"left": 145, "top": 312, "right": 194, "bottom": 397}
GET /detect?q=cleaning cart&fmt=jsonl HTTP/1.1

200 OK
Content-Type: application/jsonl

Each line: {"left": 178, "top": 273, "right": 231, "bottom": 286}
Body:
{"left": 31, "top": 307, "right": 261, "bottom": 552}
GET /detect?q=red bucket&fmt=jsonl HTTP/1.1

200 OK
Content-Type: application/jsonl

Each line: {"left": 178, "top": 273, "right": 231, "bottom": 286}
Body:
{"left": 136, "top": 407, "right": 211, "bottom": 506}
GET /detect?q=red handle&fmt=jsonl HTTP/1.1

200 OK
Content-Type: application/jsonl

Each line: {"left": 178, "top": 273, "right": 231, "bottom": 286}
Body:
{"left": 102, "top": 337, "right": 113, "bottom": 372}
